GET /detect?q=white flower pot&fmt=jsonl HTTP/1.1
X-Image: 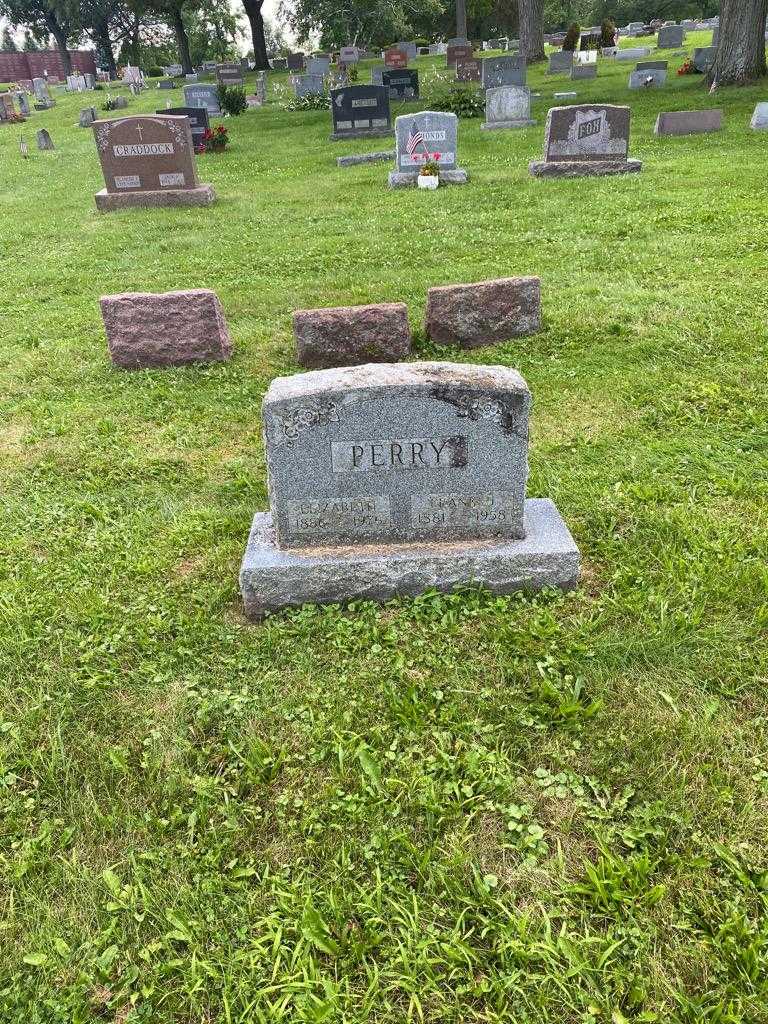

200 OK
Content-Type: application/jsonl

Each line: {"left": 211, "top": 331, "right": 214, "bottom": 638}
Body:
{"left": 417, "top": 174, "right": 439, "bottom": 190}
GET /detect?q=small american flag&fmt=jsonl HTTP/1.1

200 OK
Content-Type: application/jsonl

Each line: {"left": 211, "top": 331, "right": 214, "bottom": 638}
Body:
{"left": 406, "top": 123, "right": 424, "bottom": 156}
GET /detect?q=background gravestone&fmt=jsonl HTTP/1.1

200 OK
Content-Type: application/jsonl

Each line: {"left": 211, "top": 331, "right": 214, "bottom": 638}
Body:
{"left": 693, "top": 47, "right": 717, "bottom": 73}
{"left": 547, "top": 51, "right": 573, "bottom": 74}
{"left": 530, "top": 104, "right": 642, "bottom": 178}
{"left": 216, "top": 63, "right": 244, "bottom": 86}
{"left": 636, "top": 60, "right": 668, "bottom": 71}
{"left": 382, "top": 69, "right": 419, "bottom": 100}
{"left": 330, "top": 85, "right": 391, "bottom": 140}
{"left": 384, "top": 48, "right": 408, "bottom": 69}
{"left": 37, "top": 128, "right": 54, "bottom": 149}
{"left": 286, "top": 53, "right": 305, "bottom": 72}
{"left": 294, "top": 74, "right": 325, "bottom": 98}
{"left": 481, "top": 85, "right": 535, "bottom": 130}
{"left": 157, "top": 105, "right": 209, "bottom": 146}
{"left": 92, "top": 114, "right": 215, "bottom": 211}
{"left": 238, "top": 362, "right": 580, "bottom": 618}
{"left": 307, "top": 56, "right": 330, "bottom": 77}
{"left": 395, "top": 41, "right": 418, "bottom": 61}
{"left": 657, "top": 25, "right": 684, "bottom": 48}
{"left": 339, "top": 46, "right": 360, "bottom": 64}
{"left": 654, "top": 109, "right": 722, "bottom": 135}
{"left": 629, "top": 69, "right": 666, "bottom": 89}
{"left": 571, "top": 64, "right": 597, "bottom": 80}
{"left": 183, "top": 83, "right": 221, "bottom": 116}
{"left": 481, "top": 55, "right": 526, "bottom": 89}
{"left": 447, "top": 43, "right": 474, "bottom": 68}
{"left": 456, "top": 59, "right": 481, "bottom": 82}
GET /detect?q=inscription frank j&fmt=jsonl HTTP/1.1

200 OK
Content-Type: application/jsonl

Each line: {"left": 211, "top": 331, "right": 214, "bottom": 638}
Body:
{"left": 331, "top": 436, "right": 467, "bottom": 472}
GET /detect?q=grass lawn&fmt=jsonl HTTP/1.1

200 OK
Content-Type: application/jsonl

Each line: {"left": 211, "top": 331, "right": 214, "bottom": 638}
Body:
{"left": 1, "top": 30, "right": 767, "bottom": 1023}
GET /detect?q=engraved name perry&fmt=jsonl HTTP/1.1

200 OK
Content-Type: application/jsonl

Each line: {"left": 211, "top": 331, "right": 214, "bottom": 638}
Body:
{"left": 331, "top": 436, "right": 468, "bottom": 473}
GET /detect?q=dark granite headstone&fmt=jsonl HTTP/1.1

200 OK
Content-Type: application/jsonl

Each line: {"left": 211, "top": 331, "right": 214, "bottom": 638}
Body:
{"left": 530, "top": 104, "right": 641, "bottom": 178}
{"left": 157, "top": 105, "right": 210, "bottom": 145}
{"left": 383, "top": 69, "right": 419, "bottom": 100}
{"left": 330, "top": 85, "right": 391, "bottom": 140}
{"left": 216, "top": 62, "right": 244, "bottom": 86}
{"left": 286, "top": 53, "right": 305, "bottom": 72}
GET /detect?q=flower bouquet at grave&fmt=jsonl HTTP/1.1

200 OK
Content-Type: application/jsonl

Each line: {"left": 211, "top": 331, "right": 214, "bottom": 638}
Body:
{"left": 197, "top": 124, "right": 229, "bottom": 154}
{"left": 4, "top": 112, "right": 26, "bottom": 125}
{"left": 677, "top": 59, "right": 697, "bottom": 76}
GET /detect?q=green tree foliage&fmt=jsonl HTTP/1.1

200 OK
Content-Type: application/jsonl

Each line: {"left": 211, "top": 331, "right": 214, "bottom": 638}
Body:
{"left": 0, "top": 0, "right": 80, "bottom": 72}
{"left": 1, "top": 25, "right": 18, "bottom": 47}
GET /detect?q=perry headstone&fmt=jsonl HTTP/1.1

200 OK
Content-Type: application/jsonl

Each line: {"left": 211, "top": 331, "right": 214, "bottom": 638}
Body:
{"left": 183, "top": 82, "right": 221, "bottom": 115}
{"left": 481, "top": 85, "right": 534, "bottom": 130}
{"left": 238, "top": 361, "right": 580, "bottom": 618}
{"left": 530, "top": 104, "right": 642, "bottom": 177}
{"left": 330, "top": 85, "right": 391, "bottom": 140}
{"left": 92, "top": 114, "right": 214, "bottom": 211}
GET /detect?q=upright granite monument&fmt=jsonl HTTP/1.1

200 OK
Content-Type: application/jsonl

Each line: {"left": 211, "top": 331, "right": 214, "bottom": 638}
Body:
{"left": 481, "top": 86, "right": 535, "bottom": 130}
{"left": 388, "top": 111, "right": 468, "bottom": 187}
{"left": 239, "top": 362, "right": 580, "bottom": 618}
{"left": 330, "top": 85, "right": 391, "bottom": 140}
{"left": 529, "top": 104, "right": 642, "bottom": 178}
{"left": 92, "top": 114, "right": 215, "bottom": 211}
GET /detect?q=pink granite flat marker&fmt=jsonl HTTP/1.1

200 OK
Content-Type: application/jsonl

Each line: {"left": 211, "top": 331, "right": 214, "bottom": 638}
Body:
{"left": 100, "top": 289, "right": 233, "bottom": 369}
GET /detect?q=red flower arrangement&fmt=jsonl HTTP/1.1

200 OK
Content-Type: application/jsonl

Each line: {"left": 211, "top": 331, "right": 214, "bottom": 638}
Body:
{"left": 677, "top": 59, "right": 696, "bottom": 76}
{"left": 196, "top": 124, "right": 229, "bottom": 154}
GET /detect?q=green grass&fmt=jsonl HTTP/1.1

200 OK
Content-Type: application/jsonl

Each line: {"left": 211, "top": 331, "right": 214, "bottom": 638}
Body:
{"left": 1, "top": 31, "right": 767, "bottom": 1023}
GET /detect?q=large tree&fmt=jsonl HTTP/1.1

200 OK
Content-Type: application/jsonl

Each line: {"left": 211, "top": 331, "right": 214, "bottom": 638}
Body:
{"left": 241, "top": 0, "right": 268, "bottom": 69}
{"left": 519, "top": 0, "right": 545, "bottom": 62}
{"left": 0, "top": 0, "right": 79, "bottom": 73}
{"left": 710, "top": 0, "right": 767, "bottom": 85}
{"left": 1, "top": 25, "right": 18, "bottom": 47}
{"left": 81, "top": 0, "right": 136, "bottom": 77}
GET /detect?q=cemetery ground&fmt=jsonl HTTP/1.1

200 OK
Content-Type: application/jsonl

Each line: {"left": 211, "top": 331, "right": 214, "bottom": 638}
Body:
{"left": 1, "top": 31, "right": 767, "bottom": 1022}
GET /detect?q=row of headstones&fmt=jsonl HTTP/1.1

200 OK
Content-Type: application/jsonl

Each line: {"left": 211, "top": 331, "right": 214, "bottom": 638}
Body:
{"left": 97, "top": 286, "right": 579, "bottom": 614}
{"left": 548, "top": 45, "right": 717, "bottom": 75}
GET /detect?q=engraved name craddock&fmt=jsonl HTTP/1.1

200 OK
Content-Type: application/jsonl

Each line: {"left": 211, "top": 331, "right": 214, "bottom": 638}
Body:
{"left": 263, "top": 363, "right": 531, "bottom": 548}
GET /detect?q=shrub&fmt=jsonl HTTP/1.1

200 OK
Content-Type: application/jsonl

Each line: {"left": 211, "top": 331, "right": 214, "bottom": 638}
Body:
{"left": 217, "top": 83, "right": 247, "bottom": 116}
{"left": 147, "top": 65, "right": 163, "bottom": 78}
{"left": 427, "top": 81, "right": 484, "bottom": 119}
{"left": 284, "top": 87, "right": 329, "bottom": 111}
{"left": 101, "top": 96, "right": 120, "bottom": 111}
{"left": 600, "top": 19, "right": 616, "bottom": 47}
{"left": 563, "top": 23, "right": 581, "bottom": 51}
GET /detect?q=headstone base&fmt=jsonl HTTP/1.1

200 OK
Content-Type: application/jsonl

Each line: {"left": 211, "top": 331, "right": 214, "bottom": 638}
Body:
{"left": 529, "top": 158, "right": 642, "bottom": 179}
{"left": 330, "top": 127, "right": 393, "bottom": 142}
{"left": 388, "top": 168, "right": 469, "bottom": 188}
{"left": 337, "top": 150, "right": 395, "bottom": 166}
{"left": 239, "top": 498, "right": 579, "bottom": 620}
{"left": 481, "top": 118, "right": 536, "bottom": 130}
{"left": 94, "top": 184, "right": 216, "bottom": 212}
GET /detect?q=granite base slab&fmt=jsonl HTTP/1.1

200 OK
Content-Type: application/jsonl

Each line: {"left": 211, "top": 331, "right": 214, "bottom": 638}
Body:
{"left": 388, "top": 168, "right": 469, "bottom": 188}
{"left": 239, "top": 498, "right": 580, "bottom": 620}
{"left": 481, "top": 118, "right": 536, "bottom": 130}
{"left": 95, "top": 184, "right": 216, "bottom": 212}
{"left": 337, "top": 150, "right": 395, "bottom": 166}
{"left": 529, "top": 158, "right": 642, "bottom": 178}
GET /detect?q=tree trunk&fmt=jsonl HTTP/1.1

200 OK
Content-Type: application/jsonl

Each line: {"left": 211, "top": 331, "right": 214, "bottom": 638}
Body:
{"left": 45, "top": 15, "right": 73, "bottom": 75}
{"left": 456, "top": 0, "right": 467, "bottom": 40}
{"left": 710, "top": 0, "right": 768, "bottom": 85}
{"left": 519, "top": 0, "right": 545, "bottom": 63}
{"left": 242, "top": 0, "right": 269, "bottom": 70}
{"left": 169, "top": 5, "right": 193, "bottom": 73}
{"left": 92, "top": 16, "right": 117, "bottom": 78}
